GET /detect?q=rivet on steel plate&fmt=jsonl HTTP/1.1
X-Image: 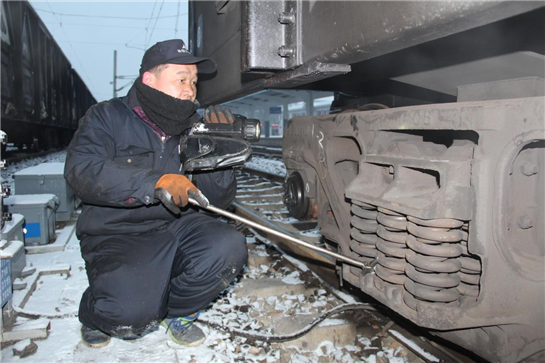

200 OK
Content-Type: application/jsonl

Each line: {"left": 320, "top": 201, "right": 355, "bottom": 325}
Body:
{"left": 278, "top": 12, "right": 295, "bottom": 24}
{"left": 278, "top": 45, "right": 295, "bottom": 58}
{"left": 517, "top": 215, "right": 534, "bottom": 229}
{"left": 520, "top": 162, "right": 539, "bottom": 176}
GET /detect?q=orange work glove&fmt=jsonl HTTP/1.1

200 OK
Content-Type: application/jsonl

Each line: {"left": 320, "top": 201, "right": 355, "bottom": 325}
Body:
{"left": 154, "top": 174, "right": 208, "bottom": 214}
{"left": 203, "top": 105, "right": 235, "bottom": 124}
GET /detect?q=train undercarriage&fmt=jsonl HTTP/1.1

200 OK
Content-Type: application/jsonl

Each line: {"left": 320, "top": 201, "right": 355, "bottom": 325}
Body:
{"left": 282, "top": 81, "right": 544, "bottom": 362}
{"left": 189, "top": 1, "right": 545, "bottom": 361}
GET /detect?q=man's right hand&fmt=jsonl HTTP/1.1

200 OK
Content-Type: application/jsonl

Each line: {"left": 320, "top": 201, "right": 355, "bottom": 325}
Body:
{"left": 203, "top": 105, "right": 235, "bottom": 124}
{"left": 154, "top": 174, "right": 209, "bottom": 214}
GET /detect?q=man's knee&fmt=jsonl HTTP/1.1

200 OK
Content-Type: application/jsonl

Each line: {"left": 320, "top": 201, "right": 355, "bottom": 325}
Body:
{"left": 214, "top": 228, "right": 248, "bottom": 270}
{"left": 92, "top": 299, "right": 165, "bottom": 336}
{"left": 169, "top": 224, "right": 247, "bottom": 295}
{"left": 191, "top": 227, "right": 247, "bottom": 282}
{"left": 232, "top": 231, "right": 248, "bottom": 269}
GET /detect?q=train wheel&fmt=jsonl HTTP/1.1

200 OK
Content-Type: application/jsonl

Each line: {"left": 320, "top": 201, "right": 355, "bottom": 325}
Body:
{"left": 283, "top": 172, "right": 316, "bottom": 220}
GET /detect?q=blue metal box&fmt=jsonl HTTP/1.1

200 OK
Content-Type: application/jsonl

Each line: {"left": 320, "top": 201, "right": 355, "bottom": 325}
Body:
{"left": 4, "top": 194, "right": 59, "bottom": 245}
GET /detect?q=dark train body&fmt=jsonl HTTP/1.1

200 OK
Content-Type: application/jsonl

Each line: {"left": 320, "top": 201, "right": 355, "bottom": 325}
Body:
{"left": 1, "top": 0, "right": 96, "bottom": 152}
{"left": 189, "top": 1, "right": 545, "bottom": 362}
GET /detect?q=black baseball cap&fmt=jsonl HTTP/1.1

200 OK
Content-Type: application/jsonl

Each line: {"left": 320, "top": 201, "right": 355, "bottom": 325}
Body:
{"left": 139, "top": 39, "right": 217, "bottom": 76}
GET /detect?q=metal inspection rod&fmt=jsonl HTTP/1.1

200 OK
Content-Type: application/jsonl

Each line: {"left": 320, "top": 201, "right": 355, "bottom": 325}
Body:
{"left": 188, "top": 198, "right": 372, "bottom": 270}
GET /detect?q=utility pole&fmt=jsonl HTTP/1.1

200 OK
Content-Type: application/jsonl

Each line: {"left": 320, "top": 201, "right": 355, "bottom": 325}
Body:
{"left": 113, "top": 50, "right": 117, "bottom": 98}
{"left": 111, "top": 50, "right": 138, "bottom": 97}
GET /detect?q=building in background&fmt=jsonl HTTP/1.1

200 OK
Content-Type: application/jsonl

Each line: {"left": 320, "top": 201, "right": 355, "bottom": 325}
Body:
{"left": 221, "top": 90, "right": 333, "bottom": 138}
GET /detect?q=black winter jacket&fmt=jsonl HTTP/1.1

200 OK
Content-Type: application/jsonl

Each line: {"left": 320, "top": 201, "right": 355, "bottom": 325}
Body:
{"left": 64, "top": 86, "right": 236, "bottom": 239}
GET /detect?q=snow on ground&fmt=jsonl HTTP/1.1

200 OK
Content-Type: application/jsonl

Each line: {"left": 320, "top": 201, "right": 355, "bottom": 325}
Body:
{"left": 1, "top": 233, "right": 397, "bottom": 363}
{"left": 1, "top": 151, "right": 67, "bottom": 195}
{"left": 1, "top": 149, "right": 412, "bottom": 363}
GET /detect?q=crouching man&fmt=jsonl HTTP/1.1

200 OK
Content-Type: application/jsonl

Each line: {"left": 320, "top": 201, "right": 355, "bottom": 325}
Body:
{"left": 64, "top": 39, "right": 248, "bottom": 348}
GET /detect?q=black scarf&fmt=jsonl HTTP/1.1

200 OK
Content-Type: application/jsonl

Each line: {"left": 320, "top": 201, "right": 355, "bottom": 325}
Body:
{"left": 134, "top": 77, "right": 198, "bottom": 136}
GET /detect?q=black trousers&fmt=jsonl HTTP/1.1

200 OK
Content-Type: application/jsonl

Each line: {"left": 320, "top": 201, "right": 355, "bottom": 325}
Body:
{"left": 78, "top": 212, "right": 247, "bottom": 336}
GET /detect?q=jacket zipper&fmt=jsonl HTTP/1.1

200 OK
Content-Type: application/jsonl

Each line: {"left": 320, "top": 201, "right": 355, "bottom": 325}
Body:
{"left": 159, "top": 136, "right": 166, "bottom": 159}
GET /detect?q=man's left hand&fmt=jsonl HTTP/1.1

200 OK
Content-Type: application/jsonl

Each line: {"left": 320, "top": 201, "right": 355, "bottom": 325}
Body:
{"left": 203, "top": 105, "right": 235, "bottom": 124}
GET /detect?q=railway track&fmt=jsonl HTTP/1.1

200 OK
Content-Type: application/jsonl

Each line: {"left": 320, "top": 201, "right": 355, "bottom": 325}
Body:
{"left": 231, "top": 166, "right": 485, "bottom": 363}
{"left": 2, "top": 148, "right": 66, "bottom": 166}
{"left": 1, "top": 151, "right": 484, "bottom": 362}
{"left": 250, "top": 145, "right": 283, "bottom": 159}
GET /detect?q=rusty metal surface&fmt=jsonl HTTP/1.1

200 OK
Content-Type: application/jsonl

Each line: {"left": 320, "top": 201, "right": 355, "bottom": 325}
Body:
{"left": 233, "top": 167, "right": 488, "bottom": 362}
{"left": 282, "top": 96, "right": 545, "bottom": 362}
{"left": 189, "top": 1, "right": 544, "bottom": 106}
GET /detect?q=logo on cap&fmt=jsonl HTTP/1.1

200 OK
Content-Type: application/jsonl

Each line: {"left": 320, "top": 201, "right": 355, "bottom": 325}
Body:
{"left": 177, "top": 45, "right": 190, "bottom": 54}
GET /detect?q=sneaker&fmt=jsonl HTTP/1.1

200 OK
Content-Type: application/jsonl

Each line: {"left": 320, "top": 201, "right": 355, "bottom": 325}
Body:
{"left": 81, "top": 325, "right": 111, "bottom": 348}
{"left": 160, "top": 311, "right": 206, "bottom": 346}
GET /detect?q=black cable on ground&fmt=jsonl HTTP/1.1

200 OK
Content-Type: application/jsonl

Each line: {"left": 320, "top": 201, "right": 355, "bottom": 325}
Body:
{"left": 199, "top": 302, "right": 376, "bottom": 343}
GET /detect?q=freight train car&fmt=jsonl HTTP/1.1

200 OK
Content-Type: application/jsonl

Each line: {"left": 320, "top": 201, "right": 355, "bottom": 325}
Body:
{"left": 1, "top": 0, "right": 96, "bottom": 152}
{"left": 189, "top": 1, "right": 545, "bottom": 362}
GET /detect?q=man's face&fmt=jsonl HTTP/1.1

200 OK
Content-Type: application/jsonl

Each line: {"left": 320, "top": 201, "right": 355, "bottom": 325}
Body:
{"left": 142, "top": 64, "right": 198, "bottom": 102}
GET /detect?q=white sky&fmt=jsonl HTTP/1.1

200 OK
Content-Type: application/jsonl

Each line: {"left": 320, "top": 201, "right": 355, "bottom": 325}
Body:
{"left": 28, "top": 1, "right": 190, "bottom": 102}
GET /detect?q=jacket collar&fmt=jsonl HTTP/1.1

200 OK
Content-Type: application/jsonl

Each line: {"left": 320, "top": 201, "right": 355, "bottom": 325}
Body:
{"left": 127, "top": 83, "right": 169, "bottom": 140}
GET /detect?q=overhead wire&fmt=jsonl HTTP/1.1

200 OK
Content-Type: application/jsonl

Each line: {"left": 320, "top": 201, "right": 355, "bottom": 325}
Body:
{"left": 34, "top": 2, "right": 189, "bottom": 100}
{"left": 31, "top": 7, "right": 181, "bottom": 20}
{"left": 56, "top": 40, "right": 146, "bottom": 46}
{"left": 174, "top": 0, "right": 181, "bottom": 38}
{"left": 144, "top": 0, "right": 159, "bottom": 50}
{"left": 35, "top": 2, "right": 187, "bottom": 51}
{"left": 45, "top": 22, "right": 179, "bottom": 31}
{"left": 146, "top": 0, "right": 166, "bottom": 48}
{"left": 125, "top": 28, "right": 149, "bottom": 51}
{"left": 44, "top": 1, "right": 97, "bottom": 95}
